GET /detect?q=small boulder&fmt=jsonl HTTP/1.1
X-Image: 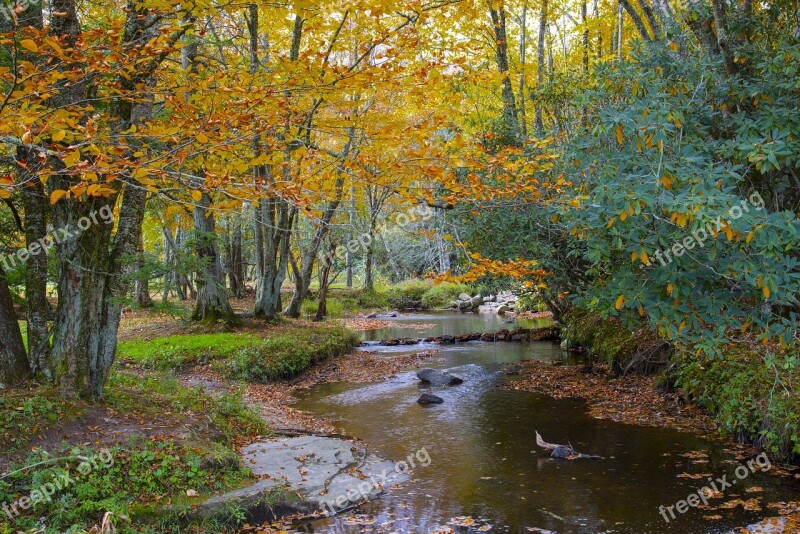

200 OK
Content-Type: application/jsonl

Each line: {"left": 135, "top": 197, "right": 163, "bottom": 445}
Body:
{"left": 470, "top": 295, "right": 484, "bottom": 307}
{"left": 458, "top": 293, "right": 472, "bottom": 302}
{"left": 496, "top": 305, "right": 510, "bottom": 315}
{"left": 417, "top": 393, "right": 444, "bottom": 405}
{"left": 417, "top": 368, "right": 464, "bottom": 386}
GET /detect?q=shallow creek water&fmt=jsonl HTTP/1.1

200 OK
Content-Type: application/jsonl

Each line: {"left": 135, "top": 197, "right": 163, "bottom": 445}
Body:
{"left": 290, "top": 312, "right": 797, "bottom": 533}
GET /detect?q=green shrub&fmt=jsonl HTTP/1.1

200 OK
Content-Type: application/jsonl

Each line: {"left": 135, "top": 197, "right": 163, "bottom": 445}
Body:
{"left": 118, "top": 333, "right": 260, "bottom": 370}
{"left": 225, "top": 325, "right": 359, "bottom": 382}
{"left": 676, "top": 347, "right": 800, "bottom": 460}
{"left": 384, "top": 278, "right": 431, "bottom": 309}
{"left": 420, "top": 281, "right": 473, "bottom": 309}
{"left": 516, "top": 293, "right": 549, "bottom": 313}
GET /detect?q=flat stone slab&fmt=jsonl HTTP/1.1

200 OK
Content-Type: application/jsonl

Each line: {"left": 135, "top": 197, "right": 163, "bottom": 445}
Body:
{"left": 197, "top": 435, "right": 410, "bottom": 520}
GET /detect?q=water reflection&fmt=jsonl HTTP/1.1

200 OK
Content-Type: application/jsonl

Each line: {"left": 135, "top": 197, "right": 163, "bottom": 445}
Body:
{"left": 291, "top": 313, "right": 797, "bottom": 533}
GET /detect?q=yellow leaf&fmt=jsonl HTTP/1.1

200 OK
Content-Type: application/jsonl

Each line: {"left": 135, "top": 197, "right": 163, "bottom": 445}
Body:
{"left": 631, "top": 250, "right": 638, "bottom": 262}
{"left": 64, "top": 150, "right": 80, "bottom": 167}
{"left": 52, "top": 130, "right": 66, "bottom": 142}
{"left": 616, "top": 125, "right": 624, "bottom": 144}
{"left": 667, "top": 283, "right": 674, "bottom": 295}
{"left": 641, "top": 249, "right": 649, "bottom": 264}
{"left": 190, "top": 190, "right": 203, "bottom": 202}
{"left": 196, "top": 132, "right": 209, "bottom": 143}
{"left": 50, "top": 189, "right": 67, "bottom": 204}
{"left": 762, "top": 285, "right": 770, "bottom": 299}
{"left": 620, "top": 210, "right": 627, "bottom": 222}
{"left": 19, "top": 39, "right": 38, "bottom": 53}
{"left": 0, "top": 189, "right": 11, "bottom": 199}
{"left": 615, "top": 294, "right": 625, "bottom": 310}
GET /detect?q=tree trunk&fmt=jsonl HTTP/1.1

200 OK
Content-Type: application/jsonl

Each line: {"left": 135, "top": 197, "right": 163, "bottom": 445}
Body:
{"left": 254, "top": 200, "right": 295, "bottom": 319}
{"left": 0, "top": 264, "right": 29, "bottom": 387}
{"left": 635, "top": 0, "right": 662, "bottom": 38}
{"left": 49, "top": 0, "right": 187, "bottom": 401}
{"left": 535, "top": 0, "right": 548, "bottom": 133}
{"left": 518, "top": 2, "right": 528, "bottom": 138}
{"left": 315, "top": 242, "right": 336, "bottom": 321}
{"left": 489, "top": 4, "right": 520, "bottom": 142}
{"left": 252, "top": 14, "right": 302, "bottom": 321}
{"left": 346, "top": 179, "right": 355, "bottom": 288}
{"left": 19, "top": 147, "right": 52, "bottom": 374}
{"left": 685, "top": 0, "right": 721, "bottom": 56}
{"left": 228, "top": 214, "right": 245, "bottom": 298}
{"left": 284, "top": 172, "right": 346, "bottom": 318}
{"left": 134, "top": 230, "right": 152, "bottom": 308}
{"left": 6, "top": 0, "right": 48, "bottom": 375}
{"left": 710, "top": 0, "right": 737, "bottom": 75}
{"left": 619, "top": 0, "right": 652, "bottom": 42}
{"left": 363, "top": 230, "right": 375, "bottom": 291}
{"left": 582, "top": 1, "right": 589, "bottom": 72}
{"left": 192, "top": 190, "right": 237, "bottom": 324}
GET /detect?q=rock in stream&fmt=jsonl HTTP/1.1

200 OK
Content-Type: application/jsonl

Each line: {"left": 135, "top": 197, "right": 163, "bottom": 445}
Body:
{"left": 193, "top": 435, "right": 410, "bottom": 521}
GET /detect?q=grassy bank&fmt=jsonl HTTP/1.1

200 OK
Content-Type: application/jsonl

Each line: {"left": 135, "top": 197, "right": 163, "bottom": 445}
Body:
{"left": 118, "top": 324, "right": 359, "bottom": 380}
{"left": 0, "top": 372, "right": 267, "bottom": 533}
{"left": 1, "top": 319, "right": 361, "bottom": 532}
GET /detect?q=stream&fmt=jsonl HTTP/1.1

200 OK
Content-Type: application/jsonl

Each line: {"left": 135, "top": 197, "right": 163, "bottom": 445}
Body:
{"left": 290, "top": 312, "right": 797, "bottom": 533}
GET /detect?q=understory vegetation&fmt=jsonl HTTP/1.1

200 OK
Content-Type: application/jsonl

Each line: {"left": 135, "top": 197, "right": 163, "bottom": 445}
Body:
{"left": 0, "top": 370, "right": 268, "bottom": 533}
{"left": 224, "top": 325, "right": 359, "bottom": 382}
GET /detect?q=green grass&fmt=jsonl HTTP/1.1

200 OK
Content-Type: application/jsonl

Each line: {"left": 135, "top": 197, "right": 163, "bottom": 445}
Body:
{"left": 105, "top": 371, "right": 268, "bottom": 443}
{"left": 224, "top": 325, "right": 359, "bottom": 383}
{"left": 118, "top": 333, "right": 261, "bottom": 370}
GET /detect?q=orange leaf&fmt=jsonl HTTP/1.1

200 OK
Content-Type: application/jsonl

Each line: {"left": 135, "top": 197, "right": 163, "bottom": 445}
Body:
{"left": 50, "top": 189, "right": 67, "bottom": 204}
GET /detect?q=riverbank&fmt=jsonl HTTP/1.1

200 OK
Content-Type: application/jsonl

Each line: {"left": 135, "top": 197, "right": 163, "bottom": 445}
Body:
{"left": 4, "top": 304, "right": 798, "bottom": 533}
{"left": 504, "top": 360, "right": 716, "bottom": 435}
